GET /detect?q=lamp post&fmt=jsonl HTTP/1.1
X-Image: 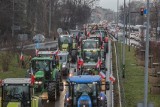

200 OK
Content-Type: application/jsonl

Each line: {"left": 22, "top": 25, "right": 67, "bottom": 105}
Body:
{"left": 117, "top": 0, "right": 119, "bottom": 40}
{"left": 128, "top": 0, "right": 131, "bottom": 51}
{"left": 144, "top": 0, "right": 150, "bottom": 106}
{"left": 122, "top": 0, "right": 126, "bottom": 78}
{"left": 48, "top": 0, "right": 52, "bottom": 37}
{"left": 12, "top": 0, "right": 15, "bottom": 37}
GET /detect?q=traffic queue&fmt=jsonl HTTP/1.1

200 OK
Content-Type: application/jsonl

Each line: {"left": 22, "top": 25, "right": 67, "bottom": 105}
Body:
{"left": 0, "top": 24, "right": 111, "bottom": 107}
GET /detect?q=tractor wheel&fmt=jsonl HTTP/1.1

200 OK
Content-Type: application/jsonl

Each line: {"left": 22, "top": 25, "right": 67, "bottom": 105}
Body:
{"left": 102, "top": 100, "right": 107, "bottom": 107}
{"left": 48, "top": 82, "right": 57, "bottom": 101}
{"left": 57, "top": 75, "right": 62, "bottom": 96}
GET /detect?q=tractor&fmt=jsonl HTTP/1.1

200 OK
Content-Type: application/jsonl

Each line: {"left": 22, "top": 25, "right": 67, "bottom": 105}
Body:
{"left": 1, "top": 78, "right": 43, "bottom": 107}
{"left": 57, "top": 51, "right": 70, "bottom": 76}
{"left": 80, "top": 49, "right": 102, "bottom": 75}
{"left": 64, "top": 75, "right": 107, "bottom": 107}
{"left": 88, "top": 34, "right": 103, "bottom": 47}
{"left": 58, "top": 34, "right": 73, "bottom": 53}
{"left": 77, "top": 39, "right": 99, "bottom": 57}
{"left": 27, "top": 56, "right": 63, "bottom": 101}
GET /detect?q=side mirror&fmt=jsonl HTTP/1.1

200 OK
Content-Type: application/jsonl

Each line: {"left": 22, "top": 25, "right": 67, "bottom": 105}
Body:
{"left": 106, "top": 81, "right": 110, "bottom": 90}
{"left": 59, "top": 82, "right": 64, "bottom": 91}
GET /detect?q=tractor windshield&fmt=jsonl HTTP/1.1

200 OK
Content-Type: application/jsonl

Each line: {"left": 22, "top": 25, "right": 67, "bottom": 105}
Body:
{"left": 59, "top": 55, "right": 67, "bottom": 63}
{"left": 74, "top": 83, "right": 96, "bottom": 96}
{"left": 83, "top": 51, "right": 98, "bottom": 63}
{"left": 60, "top": 36, "right": 72, "bottom": 44}
{"left": 83, "top": 41, "right": 98, "bottom": 49}
{"left": 3, "top": 85, "right": 30, "bottom": 106}
{"left": 32, "top": 60, "right": 51, "bottom": 72}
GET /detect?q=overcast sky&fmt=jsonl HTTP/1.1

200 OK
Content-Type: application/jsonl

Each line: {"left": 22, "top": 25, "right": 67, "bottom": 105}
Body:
{"left": 98, "top": 0, "right": 130, "bottom": 11}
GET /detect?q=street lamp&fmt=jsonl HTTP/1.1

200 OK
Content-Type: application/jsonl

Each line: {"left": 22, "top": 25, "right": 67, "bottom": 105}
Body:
{"left": 144, "top": 0, "right": 150, "bottom": 106}
{"left": 122, "top": 0, "right": 126, "bottom": 78}
{"left": 12, "top": 0, "right": 15, "bottom": 37}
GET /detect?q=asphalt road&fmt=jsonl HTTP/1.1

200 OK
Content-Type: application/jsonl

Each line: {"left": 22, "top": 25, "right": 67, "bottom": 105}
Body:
{"left": 43, "top": 77, "right": 67, "bottom": 107}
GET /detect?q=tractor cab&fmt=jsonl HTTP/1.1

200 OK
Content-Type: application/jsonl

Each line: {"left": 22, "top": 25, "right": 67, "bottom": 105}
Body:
{"left": 81, "top": 39, "right": 99, "bottom": 50}
{"left": 64, "top": 75, "right": 107, "bottom": 107}
{"left": 81, "top": 49, "right": 101, "bottom": 75}
{"left": 30, "top": 57, "right": 56, "bottom": 80}
{"left": 37, "top": 51, "right": 58, "bottom": 65}
{"left": 57, "top": 51, "right": 70, "bottom": 75}
{"left": 58, "top": 35, "right": 73, "bottom": 52}
{"left": 88, "top": 34, "right": 103, "bottom": 47}
{"left": 37, "top": 51, "right": 55, "bottom": 57}
{"left": 1, "top": 78, "right": 42, "bottom": 107}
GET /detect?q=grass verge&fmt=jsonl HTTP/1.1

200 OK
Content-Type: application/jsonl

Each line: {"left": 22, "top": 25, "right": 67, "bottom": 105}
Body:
{"left": 116, "top": 42, "right": 160, "bottom": 107}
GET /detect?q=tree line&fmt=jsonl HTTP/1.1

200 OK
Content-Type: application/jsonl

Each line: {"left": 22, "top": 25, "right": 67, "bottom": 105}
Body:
{"left": 0, "top": 0, "right": 99, "bottom": 47}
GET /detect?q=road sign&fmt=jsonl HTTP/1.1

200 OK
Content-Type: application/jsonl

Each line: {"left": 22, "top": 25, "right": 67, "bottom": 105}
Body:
{"left": 11, "top": 25, "right": 20, "bottom": 30}
{"left": 57, "top": 28, "right": 63, "bottom": 34}
{"left": 144, "top": 9, "right": 148, "bottom": 15}
{"left": 18, "top": 34, "right": 28, "bottom": 41}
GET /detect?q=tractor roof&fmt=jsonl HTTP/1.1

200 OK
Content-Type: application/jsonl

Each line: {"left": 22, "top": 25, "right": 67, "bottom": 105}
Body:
{"left": 83, "top": 39, "right": 98, "bottom": 42}
{"left": 3, "top": 78, "right": 31, "bottom": 84}
{"left": 89, "top": 34, "right": 101, "bottom": 37}
{"left": 32, "top": 57, "right": 53, "bottom": 60}
{"left": 83, "top": 49, "right": 100, "bottom": 52}
{"left": 57, "top": 51, "right": 69, "bottom": 56}
{"left": 60, "top": 35, "right": 72, "bottom": 37}
{"left": 38, "top": 51, "right": 55, "bottom": 55}
{"left": 68, "top": 75, "right": 101, "bottom": 83}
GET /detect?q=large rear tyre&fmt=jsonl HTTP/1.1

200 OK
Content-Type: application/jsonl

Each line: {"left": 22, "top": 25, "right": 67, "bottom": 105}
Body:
{"left": 48, "top": 82, "right": 57, "bottom": 101}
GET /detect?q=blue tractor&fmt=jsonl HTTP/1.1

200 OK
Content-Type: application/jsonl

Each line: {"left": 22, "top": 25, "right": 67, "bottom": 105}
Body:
{"left": 64, "top": 75, "right": 107, "bottom": 107}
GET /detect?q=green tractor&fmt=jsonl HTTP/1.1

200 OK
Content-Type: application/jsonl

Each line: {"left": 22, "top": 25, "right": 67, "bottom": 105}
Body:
{"left": 80, "top": 49, "right": 102, "bottom": 75}
{"left": 28, "top": 56, "right": 63, "bottom": 101}
{"left": 77, "top": 39, "right": 99, "bottom": 57}
{"left": 58, "top": 35, "right": 73, "bottom": 53}
{"left": 1, "top": 78, "right": 43, "bottom": 107}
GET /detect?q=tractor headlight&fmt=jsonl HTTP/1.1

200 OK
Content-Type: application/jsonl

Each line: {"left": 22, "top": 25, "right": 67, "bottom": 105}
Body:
{"left": 100, "top": 97, "right": 103, "bottom": 100}
{"left": 35, "top": 81, "right": 42, "bottom": 85}
{"left": 35, "top": 81, "right": 38, "bottom": 84}
{"left": 62, "top": 64, "right": 66, "bottom": 68}
{"left": 38, "top": 81, "right": 42, "bottom": 85}
{"left": 69, "top": 73, "right": 73, "bottom": 77}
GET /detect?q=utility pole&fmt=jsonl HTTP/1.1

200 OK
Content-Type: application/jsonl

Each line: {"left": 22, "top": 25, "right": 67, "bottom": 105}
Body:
{"left": 12, "top": 0, "right": 15, "bottom": 37}
{"left": 117, "top": 0, "right": 119, "bottom": 40}
{"left": 128, "top": 0, "right": 131, "bottom": 51}
{"left": 144, "top": 0, "right": 150, "bottom": 106}
{"left": 122, "top": 0, "right": 126, "bottom": 78}
{"left": 49, "top": 0, "right": 52, "bottom": 37}
{"left": 158, "top": 0, "right": 160, "bottom": 40}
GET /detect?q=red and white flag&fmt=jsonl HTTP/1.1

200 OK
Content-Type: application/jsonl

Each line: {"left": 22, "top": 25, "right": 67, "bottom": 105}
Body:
{"left": 31, "top": 74, "right": 35, "bottom": 85}
{"left": 35, "top": 49, "right": 39, "bottom": 56}
{"left": 54, "top": 48, "right": 60, "bottom": 55}
{"left": 99, "top": 71, "right": 106, "bottom": 79}
{"left": 20, "top": 52, "right": 24, "bottom": 61}
{"left": 96, "top": 59, "right": 102, "bottom": 68}
{"left": 109, "top": 75, "right": 116, "bottom": 83}
{"left": 77, "top": 57, "right": 84, "bottom": 69}
{"left": 87, "top": 32, "right": 90, "bottom": 37}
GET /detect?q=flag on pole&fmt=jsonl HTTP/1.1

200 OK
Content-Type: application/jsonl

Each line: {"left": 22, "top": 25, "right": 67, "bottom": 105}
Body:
{"left": 54, "top": 48, "right": 60, "bottom": 55}
{"left": 20, "top": 52, "right": 24, "bottom": 61}
{"left": 35, "top": 49, "right": 39, "bottom": 56}
{"left": 99, "top": 71, "right": 106, "bottom": 79}
{"left": 109, "top": 75, "right": 116, "bottom": 83}
{"left": 77, "top": 57, "right": 84, "bottom": 69}
{"left": 96, "top": 59, "right": 102, "bottom": 68}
